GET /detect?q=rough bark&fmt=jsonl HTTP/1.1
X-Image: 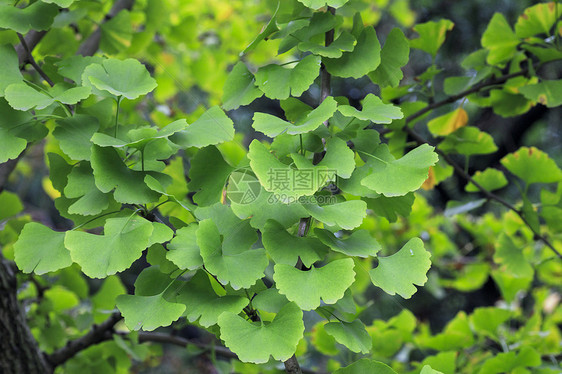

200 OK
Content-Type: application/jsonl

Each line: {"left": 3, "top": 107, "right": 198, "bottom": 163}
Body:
{"left": 0, "top": 254, "right": 51, "bottom": 374}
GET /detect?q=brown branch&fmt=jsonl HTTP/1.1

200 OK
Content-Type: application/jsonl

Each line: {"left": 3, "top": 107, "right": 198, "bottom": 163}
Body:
{"left": 77, "top": 0, "right": 135, "bottom": 57}
{"left": 16, "top": 30, "right": 47, "bottom": 66}
{"left": 47, "top": 312, "right": 122, "bottom": 367}
{"left": 17, "top": 33, "right": 55, "bottom": 87}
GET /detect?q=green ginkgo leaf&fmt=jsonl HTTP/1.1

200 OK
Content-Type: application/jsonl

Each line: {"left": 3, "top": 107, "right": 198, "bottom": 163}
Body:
{"left": 5, "top": 83, "right": 91, "bottom": 111}
{"left": 304, "top": 200, "right": 367, "bottom": 230}
{"left": 82, "top": 58, "right": 157, "bottom": 99}
{"left": 252, "top": 96, "right": 337, "bottom": 137}
{"left": 248, "top": 140, "right": 316, "bottom": 201}
{"left": 420, "top": 366, "right": 444, "bottom": 374}
{"left": 369, "top": 238, "right": 431, "bottom": 298}
{"left": 500, "top": 146, "right": 562, "bottom": 184}
{"left": 53, "top": 115, "right": 99, "bottom": 161}
{"left": 13, "top": 223, "right": 72, "bottom": 275}
{"left": 64, "top": 162, "right": 110, "bottom": 216}
{"left": 166, "top": 224, "right": 203, "bottom": 270}
{"left": 91, "top": 146, "right": 167, "bottom": 204}
{"left": 116, "top": 291, "right": 186, "bottom": 331}
{"left": 175, "top": 271, "right": 248, "bottom": 327}
{"left": 315, "top": 228, "right": 380, "bottom": 257}
{"left": 465, "top": 168, "right": 508, "bottom": 192}
{"left": 262, "top": 220, "right": 328, "bottom": 267}
{"left": 519, "top": 80, "right": 562, "bottom": 108}
{"left": 324, "top": 320, "right": 372, "bottom": 353}
{"left": 65, "top": 216, "right": 154, "bottom": 278}
{"left": 438, "top": 126, "right": 497, "bottom": 156}
{"left": 100, "top": 10, "right": 132, "bottom": 54}
{"left": 0, "top": 2, "right": 59, "bottom": 33}
{"left": 361, "top": 144, "right": 438, "bottom": 197}
{"left": 298, "top": 31, "right": 356, "bottom": 58}
{"left": 196, "top": 218, "right": 267, "bottom": 290}
{"left": 291, "top": 136, "right": 355, "bottom": 179}
{"left": 218, "top": 302, "right": 304, "bottom": 364}
{"left": 369, "top": 28, "right": 410, "bottom": 87}
{"left": 41, "top": 0, "right": 75, "bottom": 7}
{"left": 0, "top": 99, "right": 30, "bottom": 163}
{"left": 222, "top": 62, "right": 263, "bottom": 110}
{"left": 338, "top": 94, "right": 403, "bottom": 124}
{"left": 481, "top": 13, "right": 519, "bottom": 65}
{"left": 409, "top": 19, "right": 454, "bottom": 58}
{"left": 187, "top": 146, "right": 234, "bottom": 206}
{"left": 170, "top": 107, "right": 234, "bottom": 148}
{"left": 273, "top": 258, "right": 355, "bottom": 310}
{"left": 334, "top": 359, "right": 398, "bottom": 374}
{"left": 297, "top": 0, "right": 349, "bottom": 10}
{"left": 255, "top": 54, "right": 321, "bottom": 100}
{"left": 0, "top": 45, "right": 23, "bottom": 96}
{"left": 324, "top": 27, "right": 381, "bottom": 78}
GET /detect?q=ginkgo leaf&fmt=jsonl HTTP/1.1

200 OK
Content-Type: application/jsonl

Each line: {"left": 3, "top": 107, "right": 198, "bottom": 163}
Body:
{"left": 420, "top": 366, "right": 444, "bottom": 374}
{"left": 222, "top": 62, "right": 263, "bottom": 110}
{"left": 166, "top": 224, "right": 203, "bottom": 270}
{"left": 64, "top": 162, "right": 110, "bottom": 216}
{"left": 334, "top": 359, "right": 398, "bottom": 374}
{"left": 0, "top": 2, "right": 58, "bottom": 33}
{"left": 427, "top": 108, "right": 469, "bottom": 136}
{"left": 494, "top": 234, "right": 533, "bottom": 279}
{"left": 297, "top": 0, "right": 349, "bottom": 10}
{"left": 248, "top": 140, "right": 316, "bottom": 201}
{"left": 175, "top": 271, "right": 248, "bottom": 327}
{"left": 252, "top": 96, "right": 337, "bottom": 137}
{"left": 304, "top": 200, "right": 367, "bottom": 230}
{"left": 438, "top": 127, "right": 497, "bottom": 155}
{"left": 338, "top": 94, "right": 403, "bottom": 124}
{"left": 187, "top": 146, "right": 233, "bottom": 206}
{"left": 196, "top": 219, "right": 267, "bottom": 290}
{"left": 500, "top": 146, "right": 562, "bottom": 184}
{"left": 515, "top": 2, "right": 562, "bottom": 38}
{"left": 0, "top": 99, "right": 30, "bottom": 163}
{"left": 92, "top": 120, "right": 187, "bottom": 150}
{"left": 481, "top": 13, "right": 519, "bottom": 65}
{"left": 369, "top": 28, "right": 410, "bottom": 88}
{"left": 53, "top": 115, "right": 99, "bottom": 161}
{"left": 0, "top": 45, "right": 23, "bottom": 96}
{"left": 170, "top": 106, "right": 234, "bottom": 148}
{"left": 519, "top": 80, "right": 562, "bottom": 108}
{"left": 273, "top": 258, "right": 355, "bottom": 310}
{"left": 13, "top": 223, "right": 72, "bottom": 275}
{"left": 298, "top": 31, "right": 356, "bottom": 58}
{"left": 409, "top": 19, "right": 454, "bottom": 58}
{"left": 255, "top": 55, "right": 321, "bottom": 100}
{"left": 324, "top": 27, "right": 381, "bottom": 79}
{"left": 369, "top": 238, "right": 431, "bottom": 298}
{"left": 82, "top": 58, "right": 157, "bottom": 99}
{"left": 291, "top": 136, "right": 355, "bottom": 179}
{"left": 100, "top": 10, "right": 132, "bottom": 55}
{"left": 465, "top": 168, "right": 508, "bottom": 192}
{"left": 91, "top": 146, "right": 167, "bottom": 204}
{"left": 116, "top": 291, "right": 186, "bottom": 331}
{"left": 5, "top": 82, "right": 91, "bottom": 111}
{"left": 65, "top": 216, "right": 154, "bottom": 278}
{"left": 361, "top": 144, "right": 438, "bottom": 197}
{"left": 218, "top": 302, "right": 304, "bottom": 364}
{"left": 315, "top": 228, "right": 380, "bottom": 258}
{"left": 324, "top": 320, "right": 372, "bottom": 353}
{"left": 262, "top": 220, "right": 328, "bottom": 267}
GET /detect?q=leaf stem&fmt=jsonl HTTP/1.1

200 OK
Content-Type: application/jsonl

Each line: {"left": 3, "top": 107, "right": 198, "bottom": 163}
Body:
{"left": 114, "top": 96, "right": 122, "bottom": 138}
{"left": 70, "top": 210, "right": 122, "bottom": 231}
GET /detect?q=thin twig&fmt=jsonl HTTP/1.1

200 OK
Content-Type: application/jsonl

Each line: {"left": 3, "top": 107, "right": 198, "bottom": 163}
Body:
{"left": 17, "top": 33, "right": 54, "bottom": 87}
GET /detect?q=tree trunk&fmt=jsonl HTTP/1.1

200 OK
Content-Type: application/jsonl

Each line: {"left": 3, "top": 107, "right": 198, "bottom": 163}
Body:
{"left": 0, "top": 254, "right": 51, "bottom": 374}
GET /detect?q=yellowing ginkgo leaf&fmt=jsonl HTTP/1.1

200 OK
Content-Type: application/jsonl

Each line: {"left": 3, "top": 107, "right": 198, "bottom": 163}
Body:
{"left": 427, "top": 108, "right": 468, "bottom": 136}
{"left": 421, "top": 166, "right": 437, "bottom": 190}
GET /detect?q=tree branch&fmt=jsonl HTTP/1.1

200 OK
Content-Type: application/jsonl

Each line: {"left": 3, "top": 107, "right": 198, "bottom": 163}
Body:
{"left": 77, "top": 0, "right": 135, "bottom": 57}
{"left": 16, "top": 30, "right": 47, "bottom": 66}
{"left": 47, "top": 312, "right": 122, "bottom": 367}
{"left": 17, "top": 33, "right": 54, "bottom": 87}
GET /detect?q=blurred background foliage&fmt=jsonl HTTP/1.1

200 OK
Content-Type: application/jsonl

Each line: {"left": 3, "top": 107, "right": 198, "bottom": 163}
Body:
{"left": 1, "top": 0, "right": 561, "bottom": 373}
